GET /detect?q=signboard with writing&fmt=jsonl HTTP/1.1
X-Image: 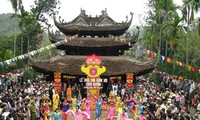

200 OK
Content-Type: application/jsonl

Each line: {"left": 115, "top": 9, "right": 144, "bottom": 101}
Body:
{"left": 81, "top": 54, "right": 106, "bottom": 98}
{"left": 126, "top": 73, "right": 134, "bottom": 88}
{"left": 54, "top": 72, "right": 61, "bottom": 93}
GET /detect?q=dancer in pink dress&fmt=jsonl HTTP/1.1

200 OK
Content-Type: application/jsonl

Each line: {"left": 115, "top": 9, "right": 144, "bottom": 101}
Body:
{"left": 85, "top": 98, "right": 91, "bottom": 106}
{"left": 74, "top": 106, "right": 82, "bottom": 120}
{"left": 107, "top": 104, "right": 115, "bottom": 120}
{"left": 115, "top": 108, "right": 133, "bottom": 120}
{"left": 85, "top": 103, "right": 90, "bottom": 115}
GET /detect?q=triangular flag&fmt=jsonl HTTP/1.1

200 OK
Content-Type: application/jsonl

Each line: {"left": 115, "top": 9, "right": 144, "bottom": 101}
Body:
{"left": 151, "top": 52, "right": 155, "bottom": 57}
{"left": 28, "top": 51, "right": 33, "bottom": 56}
{"left": 21, "top": 55, "right": 25, "bottom": 59}
{"left": 182, "top": 63, "right": 185, "bottom": 68}
{"left": 116, "top": 37, "right": 119, "bottom": 42}
{"left": 25, "top": 53, "right": 29, "bottom": 57}
{"left": 188, "top": 66, "right": 192, "bottom": 71}
{"left": 176, "top": 61, "right": 179, "bottom": 66}
{"left": 142, "top": 48, "right": 146, "bottom": 52}
{"left": 14, "top": 57, "right": 18, "bottom": 61}
{"left": 167, "top": 58, "right": 173, "bottom": 63}
{"left": 124, "top": 40, "right": 128, "bottom": 44}
{"left": 154, "top": 53, "right": 157, "bottom": 57}
{"left": 50, "top": 44, "right": 53, "bottom": 48}
{"left": 172, "top": 60, "right": 176, "bottom": 65}
{"left": 159, "top": 55, "right": 162, "bottom": 60}
{"left": 52, "top": 44, "right": 56, "bottom": 48}
{"left": 167, "top": 58, "right": 171, "bottom": 63}
{"left": 6, "top": 60, "right": 11, "bottom": 65}
{"left": 191, "top": 67, "right": 195, "bottom": 72}
{"left": 0, "top": 62, "right": 4, "bottom": 66}
{"left": 132, "top": 44, "right": 135, "bottom": 48}
{"left": 17, "top": 56, "right": 21, "bottom": 60}
{"left": 35, "top": 50, "right": 39, "bottom": 54}
{"left": 146, "top": 50, "right": 150, "bottom": 55}
{"left": 11, "top": 58, "right": 15, "bottom": 62}
{"left": 55, "top": 42, "right": 58, "bottom": 46}
{"left": 137, "top": 46, "right": 140, "bottom": 51}
{"left": 128, "top": 42, "right": 131, "bottom": 46}
{"left": 162, "top": 56, "right": 165, "bottom": 61}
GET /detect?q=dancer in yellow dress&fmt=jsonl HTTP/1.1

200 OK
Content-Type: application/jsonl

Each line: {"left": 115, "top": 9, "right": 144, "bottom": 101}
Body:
{"left": 115, "top": 95, "right": 121, "bottom": 113}
{"left": 71, "top": 97, "right": 77, "bottom": 111}
{"left": 53, "top": 90, "right": 60, "bottom": 111}
{"left": 116, "top": 99, "right": 123, "bottom": 114}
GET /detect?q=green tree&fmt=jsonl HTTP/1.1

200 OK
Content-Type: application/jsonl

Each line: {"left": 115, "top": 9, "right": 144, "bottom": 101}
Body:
{"left": 31, "top": 0, "right": 60, "bottom": 26}
{"left": 182, "top": 0, "right": 200, "bottom": 65}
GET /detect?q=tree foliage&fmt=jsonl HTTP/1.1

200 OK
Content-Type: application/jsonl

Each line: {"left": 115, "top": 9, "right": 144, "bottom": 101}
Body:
{"left": 31, "top": 0, "right": 61, "bottom": 26}
{"left": 141, "top": 0, "right": 200, "bottom": 81}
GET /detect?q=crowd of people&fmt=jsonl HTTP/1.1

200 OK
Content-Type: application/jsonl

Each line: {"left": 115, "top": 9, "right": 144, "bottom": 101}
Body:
{"left": 0, "top": 70, "right": 199, "bottom": 120}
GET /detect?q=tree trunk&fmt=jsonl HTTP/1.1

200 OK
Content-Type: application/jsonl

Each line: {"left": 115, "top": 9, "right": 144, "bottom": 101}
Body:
{"left": 21, "top": 34, "right": 23, "bottom": 54}
{"left": 14, "top": 25, "right": 16, "bottom": 57}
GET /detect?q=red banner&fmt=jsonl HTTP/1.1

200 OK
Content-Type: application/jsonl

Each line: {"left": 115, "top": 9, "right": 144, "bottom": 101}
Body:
{"left": 126, "top": 73, "right": 134, "bottom": 88}
{"left": 54, "top": 72, "right": 61, "bottom": 93}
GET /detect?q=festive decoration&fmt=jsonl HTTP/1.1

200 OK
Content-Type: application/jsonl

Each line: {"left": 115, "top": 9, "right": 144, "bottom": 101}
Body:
{"left": 81, "top": 54, "right": 106, "bottom": 99}
{"left": 81, "top": 54, "right": 106, "bottom": 78}
{"left": 0, "top": 35, "right": 77, "bottom": 67}
{"left": 111, "top": 36, "right": 200, "bottom": 74}
{"left": 126, "top": 73, "right": 134, "bottom": 88}
{"left": 54, "top": 72, "right": 61, "bottom": 93}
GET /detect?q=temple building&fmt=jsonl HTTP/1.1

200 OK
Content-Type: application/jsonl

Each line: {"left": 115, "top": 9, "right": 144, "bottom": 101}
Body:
{"left": 30, "top": 9, "right": 155, "bottom": 96}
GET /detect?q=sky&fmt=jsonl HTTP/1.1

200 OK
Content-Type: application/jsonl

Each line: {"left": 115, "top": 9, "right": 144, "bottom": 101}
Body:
{"left": 0, "top": 0, "right": 183, "bottom": 26}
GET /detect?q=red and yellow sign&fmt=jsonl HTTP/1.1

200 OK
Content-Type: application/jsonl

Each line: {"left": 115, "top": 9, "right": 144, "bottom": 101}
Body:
{"left": 81, "top": 54, "right": 106, "bottom": 78}
{"left": 81, "top": 54, "right": 106, "bottom": 98}
{"left": 126, "top": 73, "right": 134, "bottom": 88}
{"left": 54, "top": 72, "right": 61, "bottom": 93}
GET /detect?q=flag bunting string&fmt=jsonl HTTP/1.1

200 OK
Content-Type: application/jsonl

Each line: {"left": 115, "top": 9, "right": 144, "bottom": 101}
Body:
{"left": 0, "top": 35, "right": 78, "bottom": 67}
{"left": 112, "top": 36, "right": 200, "bottom": 74}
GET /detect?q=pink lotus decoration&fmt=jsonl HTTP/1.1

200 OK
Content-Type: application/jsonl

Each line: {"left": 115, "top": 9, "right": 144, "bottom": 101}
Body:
{"left": 86, "top": 54, "right": 101, "bottom": 66}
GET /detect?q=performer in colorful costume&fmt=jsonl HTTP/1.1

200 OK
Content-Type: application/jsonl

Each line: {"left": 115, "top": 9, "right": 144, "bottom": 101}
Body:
{"left": 71, "top": 97, "right": 77, "bottom": 111}
{"left": 43, "top": 107, "right": 50, "bottom": 120}
{"left": 49, "top": 108, "right": 62, "bottom": 120}
{"left": 66, "top": 86, "right": 72, "bottom": 102}
{"left": 116, "top": 108, "right": 133, "bottom": 120}
{"left": 62, "top": 99, "right": 69, "bottom": 120}
{"left": 96, "top": 97, "right": 102, "bottom": 120}
{"left": 53, "top": 90, "right": 60, "bottom": 111}
{"left": 107, "top": 104, "right": 115, "bottom": 120}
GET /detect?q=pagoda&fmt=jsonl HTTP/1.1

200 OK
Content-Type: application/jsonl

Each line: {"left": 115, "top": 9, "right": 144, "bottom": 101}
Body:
{"left": 30, "top": 9, "right": 155, "bottom": 91}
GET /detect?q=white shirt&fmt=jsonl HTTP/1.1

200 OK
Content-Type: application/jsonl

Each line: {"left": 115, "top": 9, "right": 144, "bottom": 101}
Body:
{"left": 189, "top": 83, "right": 195, "bottom": 93}
{"left": 121, "top": 88, "right": 125, "bottom": 95}
{"left": 197, "top": 103, "right": 200, "bottom": 111}
{"left": 112, "top": 85, "right": 118, "bottom": 96}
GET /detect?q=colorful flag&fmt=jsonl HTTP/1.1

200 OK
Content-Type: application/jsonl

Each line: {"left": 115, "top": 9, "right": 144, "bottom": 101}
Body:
{"left": 0, "top": 62, "right": 4, "bottom": 66}
{"left": 188, "top": 66, "right": 192, "bottom": 71}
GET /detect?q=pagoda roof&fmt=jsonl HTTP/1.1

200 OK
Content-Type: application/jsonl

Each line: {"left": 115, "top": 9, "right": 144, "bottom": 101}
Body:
{"left": 30, "top": 55, "right": 155, "bottom": 77}
{"left": 48, "top": 28, "right": 138, "bottom": 48}
{"left": 53, "top": 9, "right": 133, "bottom": 36}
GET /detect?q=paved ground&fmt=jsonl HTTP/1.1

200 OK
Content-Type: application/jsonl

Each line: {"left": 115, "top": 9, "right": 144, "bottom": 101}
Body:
{"left": 67, "top": 110, "right": 134, "bottom": 120}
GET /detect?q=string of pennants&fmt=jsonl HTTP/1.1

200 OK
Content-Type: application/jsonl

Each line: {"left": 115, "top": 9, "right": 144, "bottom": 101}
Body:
{"left": 0, "top": 35, "right": 77, "bottom": 67}
{"left": 1, "top": 34, "right": 199, "bottom": 74}
{"left": 112, "top": 36, "right": 200, "bottom": 74}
